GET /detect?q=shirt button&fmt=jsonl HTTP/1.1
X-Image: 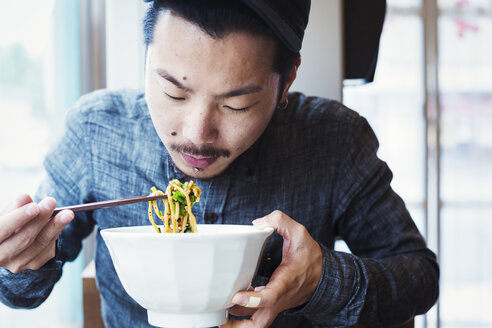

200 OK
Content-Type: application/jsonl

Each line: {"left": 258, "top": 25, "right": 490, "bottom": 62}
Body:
{"left": 205, "top": 212, "right": 218, "bottom": 223}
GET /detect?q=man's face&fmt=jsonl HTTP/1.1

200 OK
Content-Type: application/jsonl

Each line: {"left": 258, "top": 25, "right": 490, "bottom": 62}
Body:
{"left": 145, "top": 12, "right": 281, "bottom": 179}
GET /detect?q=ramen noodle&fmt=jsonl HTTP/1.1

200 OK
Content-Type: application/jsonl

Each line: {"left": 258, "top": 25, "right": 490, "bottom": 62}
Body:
{"left": 148, "top": 179, "right": 201, "bottom": 233}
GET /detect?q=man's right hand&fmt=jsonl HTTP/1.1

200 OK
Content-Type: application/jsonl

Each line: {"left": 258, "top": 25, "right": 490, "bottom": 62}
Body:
{"left": 0, "top": 194, "right": 74, "bottom": 273}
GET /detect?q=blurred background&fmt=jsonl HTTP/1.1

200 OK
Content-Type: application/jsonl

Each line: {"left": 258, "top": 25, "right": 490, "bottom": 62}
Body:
{"left": 0, "top": 0, "right": 491, "bottom": 327}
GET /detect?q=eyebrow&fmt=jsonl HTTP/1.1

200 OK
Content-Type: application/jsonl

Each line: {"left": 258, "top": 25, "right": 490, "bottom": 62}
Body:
{"left": 156, "top": 68, "right": 193, "bottom": 93}
{"left": 155, "top": 68, "right": 263, "bottom": 99}
{"left": 216, "top": 85, "right": 263, "bottom": 99}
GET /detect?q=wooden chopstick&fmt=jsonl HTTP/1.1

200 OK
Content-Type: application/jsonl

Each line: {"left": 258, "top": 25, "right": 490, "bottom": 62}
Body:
{"left": 51, "top": 194, "right": 168, "bottom": 217}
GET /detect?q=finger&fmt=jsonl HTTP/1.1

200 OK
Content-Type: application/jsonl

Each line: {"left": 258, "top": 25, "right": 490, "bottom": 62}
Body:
{"left": 11, "top": 210, "right": 73, "bottom": 271}
{"left": 232, "top": 259, "right": 311, "bottom": 310}
{"left": 219, "top": 320, "right": 233, "bottom": 328}
{"left": 0, "top": 198, "right": 56, "bottom": 259}
{"left": 249, "top": 307, "right": 278, "bottom": 328}
{"left": 6, "top": 238, "right": 57, "bottom": 274}
{"left": 220, "top": 318, "right": 254, "bottom": 328}
{"left": 232, "top": 283, "right": 277, "bottom": 309}
{"left": 1, "top": 194, "right": 33, "bottom": 215}
{"left": 228, "top": 304, "right": 257, "bottom": 317}
{"left": 0, "top": 201, "right": 39, "bottom": 244}
{"left": 30, "top": 209, "right": 73, "bottom": 256}
{"left": 221, "top": 307, "right": 277, "bottom": 328}
{"left": 24, "top": 240, "right": 57, "bottom": 271}
{"left": 232, "top": 285, "right": 279, "bottom": 309}
{"left": 228, "top": 285, "right": 257, "bottom": 316}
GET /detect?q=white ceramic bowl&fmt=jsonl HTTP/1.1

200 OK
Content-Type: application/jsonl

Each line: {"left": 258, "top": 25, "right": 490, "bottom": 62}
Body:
{"left": 101, "top": 224, "right": 273, "bottom": 328}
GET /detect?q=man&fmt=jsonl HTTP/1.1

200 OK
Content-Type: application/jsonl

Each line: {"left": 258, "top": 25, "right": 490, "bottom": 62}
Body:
{"left": 0, "top": 0, "right": 439, "bottom": 327}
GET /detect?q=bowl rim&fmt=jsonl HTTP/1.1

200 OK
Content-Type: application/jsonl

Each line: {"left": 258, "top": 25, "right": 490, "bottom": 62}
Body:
{"left": 100, "top": 224, "right": 274, "bottom": 239}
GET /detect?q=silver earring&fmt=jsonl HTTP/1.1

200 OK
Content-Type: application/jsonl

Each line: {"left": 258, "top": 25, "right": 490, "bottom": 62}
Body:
{"left": 277, "top": 98, "right": 288, "bottom": 110}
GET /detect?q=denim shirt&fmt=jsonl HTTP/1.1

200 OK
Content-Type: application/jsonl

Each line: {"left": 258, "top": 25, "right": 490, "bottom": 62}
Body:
{"left": 0, "top": 89, "right": 438, "bottom": 327}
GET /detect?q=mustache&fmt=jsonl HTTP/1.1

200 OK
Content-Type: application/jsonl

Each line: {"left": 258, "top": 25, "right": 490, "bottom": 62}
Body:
{"left": 170, "top": 143, "right": 231, "bottom": 158}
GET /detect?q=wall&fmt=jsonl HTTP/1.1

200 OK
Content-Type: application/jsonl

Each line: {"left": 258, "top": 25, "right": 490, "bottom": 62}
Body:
{"left": 104, "top": 0, "right": 343, "bottom": 101}
{"left": 290, "top": 0, "right": 343, "bottom": 100}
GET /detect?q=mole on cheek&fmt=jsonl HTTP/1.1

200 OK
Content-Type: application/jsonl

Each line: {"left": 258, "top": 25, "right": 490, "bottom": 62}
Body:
{"left": 182, "top": 76, "right": 187, "bottom": 80}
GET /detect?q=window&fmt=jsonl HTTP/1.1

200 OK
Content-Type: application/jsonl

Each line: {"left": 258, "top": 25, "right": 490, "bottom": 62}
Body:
{"left": 343, "top": 0, "right": 492, "bottom": 327}
{"left": 0, "top": 1, "right": 84, "bottom": 327}
{"left": 439, "top": 1, "right": 492, "bottom": 326}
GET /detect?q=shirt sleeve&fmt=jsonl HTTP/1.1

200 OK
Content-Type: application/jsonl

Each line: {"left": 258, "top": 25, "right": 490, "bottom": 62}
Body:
{"left": 291, "top": 115, "right": 439, "bottom": 326}
{"left": 0, "top": 103, "right": 96, "bottom": 309}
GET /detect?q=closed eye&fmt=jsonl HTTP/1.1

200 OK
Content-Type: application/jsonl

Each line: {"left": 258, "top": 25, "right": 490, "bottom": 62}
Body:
{"left": 224, "top": 101, "right": 259, "bottom": 112}
{"left": 225, "top": 105, "right": 250, "bottom": 112}
{"left": 164, "top": 91, "right": 185, "bottom": 101}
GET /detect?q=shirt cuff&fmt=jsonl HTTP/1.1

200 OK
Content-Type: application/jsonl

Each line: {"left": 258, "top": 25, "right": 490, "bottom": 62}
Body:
{"left": 0, "top": 242, "right": 64, "bottom": 309}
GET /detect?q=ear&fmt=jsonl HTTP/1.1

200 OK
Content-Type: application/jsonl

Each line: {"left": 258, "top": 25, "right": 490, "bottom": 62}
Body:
{"left": 279, "top": 55, "right": 301, "bottom": 102}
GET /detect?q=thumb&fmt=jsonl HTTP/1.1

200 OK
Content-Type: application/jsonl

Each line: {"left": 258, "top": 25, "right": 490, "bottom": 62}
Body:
{"left": 252, "top": 210, "right": 302, "bottom": 242}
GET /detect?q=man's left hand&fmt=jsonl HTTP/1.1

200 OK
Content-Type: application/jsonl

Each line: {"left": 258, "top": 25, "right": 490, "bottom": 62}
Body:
{"left": 220, "top": 210, "right": 323, "bottom": 328}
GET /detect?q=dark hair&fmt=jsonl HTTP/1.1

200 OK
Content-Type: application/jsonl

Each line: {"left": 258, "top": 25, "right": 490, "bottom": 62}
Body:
{"left": 143, "top": 0, "right": 299, "bottom": 93}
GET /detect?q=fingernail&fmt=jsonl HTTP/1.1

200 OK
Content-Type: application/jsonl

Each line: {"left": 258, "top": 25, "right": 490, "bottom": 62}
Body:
{"left": 252, "top": 217, "right": 267, "bottom": 229}
{"left": 41, "top": 198, "right": 56, "bottom": 211}
{"left": 25, "top": 204, "right": 39, "bottom": 216}
{"left": 60, "top": 211, "right": 74, "bottom": 224}
{"left": 254, "top": 286, "right": 266, "bottom": 292}
{"left": 231, "top": 293, "right": 246, "bottom": 306}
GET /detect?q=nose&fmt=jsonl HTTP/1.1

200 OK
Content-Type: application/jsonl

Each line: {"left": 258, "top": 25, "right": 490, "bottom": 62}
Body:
{"left": 181, "top": 104, "right": 218, "bottom": 145}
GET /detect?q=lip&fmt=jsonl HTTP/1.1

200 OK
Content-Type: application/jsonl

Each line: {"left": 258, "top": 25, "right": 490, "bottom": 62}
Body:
{"left": 181, "top": 153, "right": 217, "bottom": 169}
